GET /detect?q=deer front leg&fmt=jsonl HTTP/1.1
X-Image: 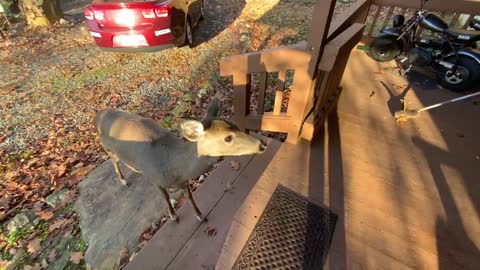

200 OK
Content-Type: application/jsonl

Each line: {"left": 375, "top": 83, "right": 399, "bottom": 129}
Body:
{"left": 183, "top": 186, "right": 206, "bottom": 222}
{"left": 106, "top": 150, "right": 128, "bottom": 186}
{"left": 158, "top": 186, "right": 178, "bottom": 222}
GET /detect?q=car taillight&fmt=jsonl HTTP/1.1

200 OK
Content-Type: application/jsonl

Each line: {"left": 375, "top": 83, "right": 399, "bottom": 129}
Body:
{"left": 93, "top": 10, "right": 104, "bottom": 20}
{"left": 84, "top": 8, "right": 94, "bottom": 20}
{"left": 154, "top": 6, "right": 169, "bottom": 18}
{"left": 142, "top": 8, "right": 156, "bottom": 19}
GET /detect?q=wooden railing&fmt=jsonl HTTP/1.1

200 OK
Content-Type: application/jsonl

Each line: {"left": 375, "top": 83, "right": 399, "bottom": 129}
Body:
{"left": 220, "top": 0, "right": 369, "bottom": 144}
{"left": 220, "top": 0, "right": 480, "bottom": 144}
{"left": 363, "top": 0, "right": 480, "bottom": 44}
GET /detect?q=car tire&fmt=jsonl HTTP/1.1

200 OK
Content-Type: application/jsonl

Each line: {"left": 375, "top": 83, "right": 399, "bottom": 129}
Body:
{"left": 182, "top": 17, "right": 194, "bottom": 48}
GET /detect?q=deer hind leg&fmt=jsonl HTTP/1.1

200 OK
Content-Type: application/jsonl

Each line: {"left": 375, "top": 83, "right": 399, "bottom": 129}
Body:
{"left": 183, "top": 186, "right": 206, "bottom": 222}
{"left": 158, "top": 186, "right": 178, "bottom": 222}
{"left": 106, "top": 151, "right": 128, "bottom": 186}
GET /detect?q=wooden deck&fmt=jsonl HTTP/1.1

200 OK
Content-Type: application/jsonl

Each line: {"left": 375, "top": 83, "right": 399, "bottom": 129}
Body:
{"left": 126, "top": 50, "right": 480, "bottom": 270}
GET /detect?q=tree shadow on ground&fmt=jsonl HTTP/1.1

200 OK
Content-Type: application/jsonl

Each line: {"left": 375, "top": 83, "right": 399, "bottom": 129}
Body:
{"left": 192, "top": 0, "right": 246, "bottom": 46}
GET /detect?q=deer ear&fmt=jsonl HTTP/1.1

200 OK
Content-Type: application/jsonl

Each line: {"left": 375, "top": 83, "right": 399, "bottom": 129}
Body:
{"left": 205, "top": 98, "right": 220, "bottom": 118}
{"left": 180, "top": 120, "right": 205, "bottom": 141}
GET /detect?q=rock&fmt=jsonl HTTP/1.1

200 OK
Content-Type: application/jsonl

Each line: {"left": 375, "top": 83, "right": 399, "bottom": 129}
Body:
{"left": 46, "top": 236, "right": 77, "bottom": 270}
{"left": 75, "top": 161, "right": 180, "bottom": 270}
{"left": 46, "top": 189, "right": 70, "bottom": 208}
{"left": 7, "top": 211, "right": 37, "bottom": 233}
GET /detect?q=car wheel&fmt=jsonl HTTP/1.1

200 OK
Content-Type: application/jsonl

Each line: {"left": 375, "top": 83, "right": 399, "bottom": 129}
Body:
{"left": 182, "top": 18, "right": 194, "bottom": 47}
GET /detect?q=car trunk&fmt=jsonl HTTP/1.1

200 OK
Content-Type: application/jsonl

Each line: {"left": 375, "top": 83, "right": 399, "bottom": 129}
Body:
{"left": 90, "top": 0, "right": 170, "bottom": 30}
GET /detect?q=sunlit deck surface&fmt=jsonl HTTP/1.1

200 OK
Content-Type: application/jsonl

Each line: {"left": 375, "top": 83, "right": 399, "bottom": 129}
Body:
{"left": 126, "top": 50, "right": 480, "bottom": 270}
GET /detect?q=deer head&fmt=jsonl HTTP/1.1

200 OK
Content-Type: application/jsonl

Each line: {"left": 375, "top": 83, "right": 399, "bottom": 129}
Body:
{"left": 180, "top": 98, "right": 267, "bottom": 157}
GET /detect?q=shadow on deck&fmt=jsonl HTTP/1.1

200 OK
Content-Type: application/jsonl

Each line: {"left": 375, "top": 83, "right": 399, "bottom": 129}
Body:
{"left": 126, "top": 50, "right": 480, "bottom": 270}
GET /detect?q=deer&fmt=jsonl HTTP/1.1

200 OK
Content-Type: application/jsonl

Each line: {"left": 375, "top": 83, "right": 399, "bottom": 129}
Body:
{"left": 93, "top": 98, "right": 267, "bottom": 222}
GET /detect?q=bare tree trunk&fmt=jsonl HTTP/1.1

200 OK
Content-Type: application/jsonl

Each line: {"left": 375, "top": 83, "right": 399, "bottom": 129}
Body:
{"left": 19, "top": 0, "right": 62, "bottom": 27}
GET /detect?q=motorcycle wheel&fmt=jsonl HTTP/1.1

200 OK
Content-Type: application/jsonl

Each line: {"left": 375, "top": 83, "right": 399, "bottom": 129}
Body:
{"left": 369, "top": 36, "right": 402, "bottom": 62}
{"left": 436, "top": 56, "right": 480, "bottom": 92}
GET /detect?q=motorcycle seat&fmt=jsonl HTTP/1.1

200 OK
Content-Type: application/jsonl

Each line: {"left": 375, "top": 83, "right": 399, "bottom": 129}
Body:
{"left": 442, "top": 28, "right": 480, "bottom": 42}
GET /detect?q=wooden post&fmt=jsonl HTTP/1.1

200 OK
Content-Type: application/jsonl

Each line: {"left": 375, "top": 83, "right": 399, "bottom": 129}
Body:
{"left": 232, "top": 74, "right": 251, "bottom": 132}
{"left": 306, "top": 0, "right": 337, "bottom": 78}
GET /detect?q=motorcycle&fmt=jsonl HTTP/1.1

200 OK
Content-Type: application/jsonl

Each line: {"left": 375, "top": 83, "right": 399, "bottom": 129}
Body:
{"left": 369, "top": 0, "right": 480, "bottom": 92}
{"left": 470, "top": 17, "right": 480, "bottom": 31}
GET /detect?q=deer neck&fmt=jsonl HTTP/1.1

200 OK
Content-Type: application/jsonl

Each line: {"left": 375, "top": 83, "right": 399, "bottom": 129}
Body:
{"left": 172, "top": 140, "right": 218, "bottom": 181}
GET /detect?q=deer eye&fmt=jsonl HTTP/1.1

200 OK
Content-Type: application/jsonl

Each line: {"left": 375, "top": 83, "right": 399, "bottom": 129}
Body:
{"left": 224, "top": 135, "right": 233, "bottom": 143}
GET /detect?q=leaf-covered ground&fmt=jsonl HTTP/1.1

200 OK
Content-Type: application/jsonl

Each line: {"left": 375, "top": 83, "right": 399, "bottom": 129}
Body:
{"left": 0, "top": 0, "right": 357, "bottom": 268}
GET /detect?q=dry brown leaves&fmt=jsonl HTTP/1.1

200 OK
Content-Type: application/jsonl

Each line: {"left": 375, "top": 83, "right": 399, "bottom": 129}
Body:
{"left": 23, "top": 264, "right": 42, "bottom": 270}
{"left": 47, "top": 250, "right": 57, "bottom": 262}
{"left": 69, "top": 251, "right": 84, "bottom": 264}
{"left": 116, "top": 248, "right": 130, "bottom": 269}
{"left": 204, "top": 227, "right": 217, "bottom": 237}
{"left": 0, "top": 259, "right": 8, "bottom": 267}
{"left": 48, "top": 218, "right": 74, "bottom": 232}
{"left": 36, "top": 210, "right": 54, "bottom": 221}
{"left": 27, "top": 237, "right": 42, "bottom": 254}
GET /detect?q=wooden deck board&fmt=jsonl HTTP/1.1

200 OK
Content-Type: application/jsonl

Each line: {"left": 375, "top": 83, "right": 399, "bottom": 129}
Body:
{"left": 127, "top": 50, "right": 480, "bottom": 270}
{"left": 216, "top": 51, "right": 480, "bottom": 270}
{"left": 125, "top": 139, "right": 282, "bottom": 270}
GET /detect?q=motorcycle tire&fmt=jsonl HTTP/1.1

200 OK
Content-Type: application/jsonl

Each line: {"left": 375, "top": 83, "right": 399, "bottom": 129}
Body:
{"left": 369, "top": 36, "right": 402, "bottom": 62}
{"left": 436, "top": 56, "right": 480, "bottom": 92}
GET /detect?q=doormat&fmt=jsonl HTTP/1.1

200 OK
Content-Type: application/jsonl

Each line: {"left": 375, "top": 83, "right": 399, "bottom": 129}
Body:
{"left": 232, "top": 185, "right": 337, "bottom": 270}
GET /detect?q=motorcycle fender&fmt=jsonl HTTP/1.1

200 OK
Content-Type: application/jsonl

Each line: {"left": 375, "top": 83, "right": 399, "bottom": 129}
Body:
{"left": 378, "top": 28, "right": 408, "bottom": 51}
{"left": 444, "top": 50, "right": 480, "bottom": 65}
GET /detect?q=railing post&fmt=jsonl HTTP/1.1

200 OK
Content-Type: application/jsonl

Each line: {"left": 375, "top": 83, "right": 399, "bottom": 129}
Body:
{"left": 232, "top": 73, "right": 251, "bottom": 132}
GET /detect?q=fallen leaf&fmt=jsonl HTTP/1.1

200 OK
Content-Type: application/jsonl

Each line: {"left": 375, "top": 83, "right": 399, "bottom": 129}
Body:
{"left": 204, "top": 227, "right": 217, "bottom": 237}
{"left": 70, "top": 164, "right": 95, "bottom": 176}
{"left": 116, "top": 248, "right": 129, "bottom": 269}
{"left": 47, "top": 250, "right": 57, "bottom": 262}
{"left": 23, "top": 264, "right": 41, "bottom": 270}
{"left": 27, "top": 238, "right": 42, "bottom": 254}
{"left": 0, "top": 259, "right": 8, "bottom": 267}
{"left": 5, "top": 171, "right": 19, "bottom": 180}
{"left": 33, "top": 201, "right": 45, "bottom": 211}
{"left": 63, "top": 226, "right": 73, "bottom": 238}
{"left": 41, "top": 258, "right": 48, "bottom": 268}
{"left": 70, "top": 251, "right": 84, "bottom": 264}
{"left": 37, "top": 210, "right": 54, "bottom": 220}
{"left": 142, "top": 233, "right": 153, "bottom": 240}
{"left": 48, "top": 218, "right": 66, "bottom": 232}
{"left": 57, "top": 164, "right": 67, "bottom": 177}
{"left": 229, "top": 161, "right": 240, "bottom": 171}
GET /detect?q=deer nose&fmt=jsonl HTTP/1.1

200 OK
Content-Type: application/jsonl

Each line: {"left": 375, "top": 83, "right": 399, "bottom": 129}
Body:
{"left": 258, "top": 140, "right": 267, "bottom": 153}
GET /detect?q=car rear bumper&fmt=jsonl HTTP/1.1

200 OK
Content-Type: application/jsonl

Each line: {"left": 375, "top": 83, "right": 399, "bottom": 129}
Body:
{"left": 88, "top": 22, "right": 175, "bottom": 50}
{"left": 99, "top": 43, "right": 175, "bottom": 53}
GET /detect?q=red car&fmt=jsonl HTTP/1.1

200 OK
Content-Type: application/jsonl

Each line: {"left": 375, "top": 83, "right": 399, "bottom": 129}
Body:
{"left": 84, "top": 0, "right": 204, "bottom": 52}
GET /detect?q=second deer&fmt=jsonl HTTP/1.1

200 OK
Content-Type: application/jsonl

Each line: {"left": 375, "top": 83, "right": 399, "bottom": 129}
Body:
{"left": 94, "top": 98, "right": 267, "bottom": 222}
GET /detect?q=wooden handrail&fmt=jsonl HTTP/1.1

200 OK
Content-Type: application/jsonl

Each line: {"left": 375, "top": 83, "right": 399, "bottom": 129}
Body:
{"left": 327, "top": 0, "right": 370, "bottom": 42}
{"left": 372, "top": 0, "right": 480, "bottom": 14}
{"left": 219, "top": 42, "right": 310, "bottom": 76}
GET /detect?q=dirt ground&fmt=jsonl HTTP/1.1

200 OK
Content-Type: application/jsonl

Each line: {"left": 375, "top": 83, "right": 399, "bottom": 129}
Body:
{"left": 0, "top": 0, "right": 358, "bottom": 268}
